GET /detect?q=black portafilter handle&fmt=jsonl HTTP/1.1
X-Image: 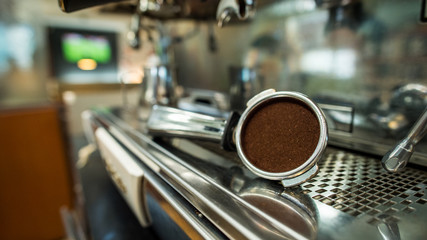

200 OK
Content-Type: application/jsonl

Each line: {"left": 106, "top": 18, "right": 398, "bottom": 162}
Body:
{"left": 58, "top": 0, "right": 127, "bottom": 13}
{"left": 221, "top": 111, "right": 241, "bottom": 151}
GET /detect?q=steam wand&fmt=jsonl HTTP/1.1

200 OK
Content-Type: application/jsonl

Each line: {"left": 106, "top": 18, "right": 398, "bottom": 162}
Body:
{"left": 382, "top": 107, "right": 427, "bottom": 172}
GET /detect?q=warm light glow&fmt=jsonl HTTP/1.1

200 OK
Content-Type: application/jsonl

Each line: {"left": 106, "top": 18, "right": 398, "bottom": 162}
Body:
{"left": 120, "top": 70, "right": 143, "bottom": 84}
{"left": 77, "top": 58, "right": 97, "bottom": 71}
{"left": 62, "top": 91, "right": 76, "bottom": 105}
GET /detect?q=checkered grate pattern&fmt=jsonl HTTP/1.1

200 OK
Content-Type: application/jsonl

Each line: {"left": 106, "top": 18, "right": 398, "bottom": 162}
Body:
{"left": 300, "top": 149, "right": 427, "bottom": 225}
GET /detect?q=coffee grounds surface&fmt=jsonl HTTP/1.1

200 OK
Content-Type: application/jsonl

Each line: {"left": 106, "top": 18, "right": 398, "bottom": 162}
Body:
{"left": 241, "top": 98, "right": 320, "bottom": 173}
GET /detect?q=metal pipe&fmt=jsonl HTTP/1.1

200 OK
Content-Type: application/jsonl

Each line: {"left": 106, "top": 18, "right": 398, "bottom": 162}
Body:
{"left": 382, "top": 107, "right": 427, "bottom": 173}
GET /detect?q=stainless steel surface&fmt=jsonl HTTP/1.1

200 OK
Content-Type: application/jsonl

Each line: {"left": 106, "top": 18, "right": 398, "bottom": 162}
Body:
{"left": 377, "top": 220, "right": 401, "bottom": 240}
{"left": 382, "top": 107, "right": 427, "bottom": 173}
{"left": 177, "top": 89, "right": 230, "bottom": 117}
{"left": 235, "top": 89, "right": 328, "bottom": 187}
{"left": 164, "top": 0, "right": 427, "bottom": 167}
{"left": 317, "top": 103, "right": 354, "bottom": 133}
{"left": 140, "top": 65, "right": 178, "bottom": 109}
{"left": 368, "top": 83, "right": 427, "bottom": 139}
{"left": 300, "top": 149, "right": 427, "bottom": 238}
{"left": 84, "top": 115, "right": 226, "bottom": 239}
{"left": 145, "top": 176, "right": 226, "bottom": 240}
{"left": 147, "top": 104, "right": 226, "bottom": 142}
{"left": 88, "top": 108, "right": 427, "bottom": 239}
{"left": 91, "top": 108, "right": 319, "bottom": 239}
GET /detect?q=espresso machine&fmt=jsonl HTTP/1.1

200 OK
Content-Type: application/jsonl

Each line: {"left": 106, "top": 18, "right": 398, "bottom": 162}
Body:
{"left": 60, "top": 0, "right": 427, "bottom": 239}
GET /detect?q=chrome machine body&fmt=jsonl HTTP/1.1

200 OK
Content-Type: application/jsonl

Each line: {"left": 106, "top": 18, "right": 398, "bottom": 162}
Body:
{"left": 61, "top": 0, "right": 427, "bottom": 239}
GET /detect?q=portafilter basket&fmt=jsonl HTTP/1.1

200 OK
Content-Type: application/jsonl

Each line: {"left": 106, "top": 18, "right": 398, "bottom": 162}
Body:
{"left": 147, "top": 89, "right": 328, "bottom": 187}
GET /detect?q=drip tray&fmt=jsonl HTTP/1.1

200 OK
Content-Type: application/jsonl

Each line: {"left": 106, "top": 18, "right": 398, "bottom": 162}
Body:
{"left": 300, "top": 149, "right": 427, "bottom": 226}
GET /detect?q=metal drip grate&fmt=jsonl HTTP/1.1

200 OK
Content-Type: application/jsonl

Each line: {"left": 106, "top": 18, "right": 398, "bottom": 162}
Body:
{"left": 301, "top": 148, "right": 427, "bottom": 225}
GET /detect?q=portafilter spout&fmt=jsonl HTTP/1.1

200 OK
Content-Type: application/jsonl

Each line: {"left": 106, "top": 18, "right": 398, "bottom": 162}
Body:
{"left": 147, "top": 89, "right": 328, "bottom": 187}
{"left": 382, "top": 107, "right": 427, "bottom": 173}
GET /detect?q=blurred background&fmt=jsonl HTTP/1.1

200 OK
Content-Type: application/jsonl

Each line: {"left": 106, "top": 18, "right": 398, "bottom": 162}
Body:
{"left": 0, "top": 1, "right": 146, "bottom": 239}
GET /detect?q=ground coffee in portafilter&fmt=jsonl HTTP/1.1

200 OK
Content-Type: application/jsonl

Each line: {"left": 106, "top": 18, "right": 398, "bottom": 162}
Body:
{"left": 241, "top": 98, "right": 320, "bottom": 173}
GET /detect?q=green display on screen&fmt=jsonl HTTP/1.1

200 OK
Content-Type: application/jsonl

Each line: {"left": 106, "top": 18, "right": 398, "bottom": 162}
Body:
{"left": 62, "top": 33, "right": 111, "bottom": 63}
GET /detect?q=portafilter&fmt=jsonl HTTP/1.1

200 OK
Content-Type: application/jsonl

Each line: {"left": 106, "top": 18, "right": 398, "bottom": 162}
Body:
{"left": 147, "top": 89, "right": 328, "bottom": 187}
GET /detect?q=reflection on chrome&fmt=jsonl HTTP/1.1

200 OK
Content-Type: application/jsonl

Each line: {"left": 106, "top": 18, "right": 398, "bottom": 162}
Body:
{"left": 228, "top": 171, "right": 318, "bottom": 239}
{"left": 377, "top": 217, "right": 401, "bottom": 240}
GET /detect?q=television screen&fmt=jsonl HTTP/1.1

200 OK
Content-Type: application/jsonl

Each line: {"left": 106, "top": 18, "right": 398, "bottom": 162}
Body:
{"left": 48, "top": 27, "right": 118, "bottom": 84}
